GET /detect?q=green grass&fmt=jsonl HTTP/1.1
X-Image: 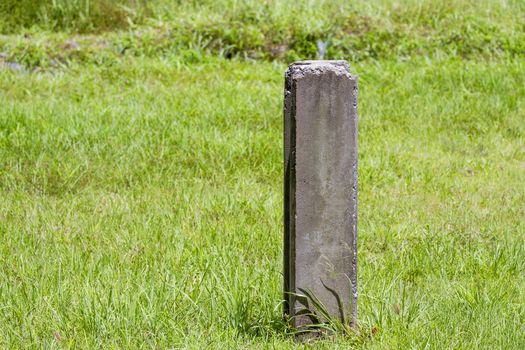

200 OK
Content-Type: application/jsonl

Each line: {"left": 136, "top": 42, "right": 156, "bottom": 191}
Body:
{"left": 1, "top": 56, "right": 523, "bottom": 348}
{"left": 1, "top": 0, "right": 525, "bottom": 65}
{"left": 1, "top": 0, "right": 525, "bottom": 348}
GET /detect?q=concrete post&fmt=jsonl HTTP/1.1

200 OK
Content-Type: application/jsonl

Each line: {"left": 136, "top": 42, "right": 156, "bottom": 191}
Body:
{"left": 284, "top": 60, "right": 358, "bottom": 329}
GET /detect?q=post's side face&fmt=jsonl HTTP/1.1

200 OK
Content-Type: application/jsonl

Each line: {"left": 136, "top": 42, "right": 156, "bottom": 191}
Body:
{"left": 283, "top": 67, "right": 294, "bottom": 317}
{"left": 284, "top": 61, "right": 358, "bottom": 328}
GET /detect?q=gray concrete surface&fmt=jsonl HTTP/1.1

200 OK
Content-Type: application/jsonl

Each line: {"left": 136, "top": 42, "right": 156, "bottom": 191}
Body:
{"left": 284, "top": 60, "right": 358, "bottom": 329}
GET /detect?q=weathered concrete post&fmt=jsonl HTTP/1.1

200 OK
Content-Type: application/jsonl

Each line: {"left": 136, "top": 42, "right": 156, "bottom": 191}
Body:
{"left": 284, "top": 61, "right": 358, "bottom": 329}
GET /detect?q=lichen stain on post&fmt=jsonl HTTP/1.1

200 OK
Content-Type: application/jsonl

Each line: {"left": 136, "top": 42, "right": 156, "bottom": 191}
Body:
{"left": 284, "top": 60, "right": 358, "bottom": 331}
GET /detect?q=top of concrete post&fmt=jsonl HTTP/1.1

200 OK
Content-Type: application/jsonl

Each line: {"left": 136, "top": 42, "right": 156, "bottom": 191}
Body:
{"left": 286, "top": 60, "right": 353, "bottom": 79}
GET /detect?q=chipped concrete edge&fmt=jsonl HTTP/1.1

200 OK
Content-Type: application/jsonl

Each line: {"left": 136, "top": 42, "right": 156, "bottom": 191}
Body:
{"left": 286, "top": 60, "right": 356, "bottom": 81}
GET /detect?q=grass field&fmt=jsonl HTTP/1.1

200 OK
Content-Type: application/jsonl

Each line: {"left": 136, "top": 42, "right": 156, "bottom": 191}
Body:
{"left": 1, "top": 1, "right": 525, "bottom": 349}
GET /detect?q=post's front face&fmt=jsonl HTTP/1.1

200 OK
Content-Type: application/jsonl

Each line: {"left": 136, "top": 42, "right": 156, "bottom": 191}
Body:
{"left": 284, "top": 61, "right": 358, "bottom": 328}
